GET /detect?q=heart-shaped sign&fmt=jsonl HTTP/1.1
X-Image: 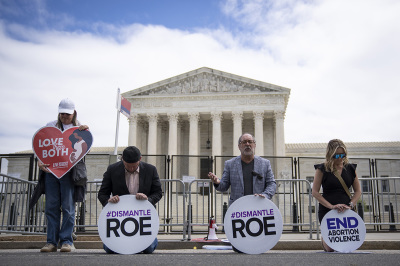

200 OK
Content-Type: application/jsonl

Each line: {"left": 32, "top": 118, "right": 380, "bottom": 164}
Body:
{"left": 32, "top": 126, "right": 93, "bottom": 178}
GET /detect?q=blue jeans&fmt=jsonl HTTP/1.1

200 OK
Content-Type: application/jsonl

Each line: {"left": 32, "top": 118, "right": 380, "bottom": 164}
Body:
{"left": 103, "top": 238, "right": 158, "bottom": 254}
{"left": 45, "top": 173, "right": 75, "bottom": 246}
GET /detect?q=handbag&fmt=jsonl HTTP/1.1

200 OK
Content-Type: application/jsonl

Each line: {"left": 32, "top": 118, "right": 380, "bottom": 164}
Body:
{"left": 333, "top": 170, "right": 357, "bottom": 212}
{"left": 72, "top": 159, "right": 88, "bottom": 187}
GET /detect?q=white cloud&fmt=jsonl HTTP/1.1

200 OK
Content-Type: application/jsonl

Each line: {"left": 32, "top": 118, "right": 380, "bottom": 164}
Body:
{"left": 1, "top": 0, "right": 400, "bottom": 154}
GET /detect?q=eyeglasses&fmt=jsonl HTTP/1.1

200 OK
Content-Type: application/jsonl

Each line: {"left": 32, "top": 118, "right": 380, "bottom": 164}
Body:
{"left": 333, "top": 153, "right": 346, "bottom": 159}
{"left": 240, "top": 140, "right": 255, "bottom": 145}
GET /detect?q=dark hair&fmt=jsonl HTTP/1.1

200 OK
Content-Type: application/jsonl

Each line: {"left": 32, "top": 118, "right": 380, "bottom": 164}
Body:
{"left": 69, "top": 129, "right": 92, "bottom": 148}
{"left": 122, "top": 146, "right": 141, "bottom": 163}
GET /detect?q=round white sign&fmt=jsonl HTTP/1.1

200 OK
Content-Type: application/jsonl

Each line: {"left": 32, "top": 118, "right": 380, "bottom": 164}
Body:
{"left": 223, "top": 195, "right": 283, "bottom": 254}
{"left": 98, "top": 195, "right": 159, "bottom": 254}
{"left": 320, "top": 209, "right": 366, "bottom": 253}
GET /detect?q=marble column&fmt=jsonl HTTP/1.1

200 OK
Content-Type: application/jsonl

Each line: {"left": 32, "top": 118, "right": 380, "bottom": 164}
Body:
{"left": 167, "top": 113, "right": 179, "bottom": 156}
{"left": 188, "top": 112, "right": 200, "bottom": 156}
{"left": 136, "top": 119, "right": 146, "bottom": 153}
{"left": 232, "top": 111, "right": 243, "bottom": 156}
{"left": 188, "top": 112, "right": 200, "bottom": 178}
{"left": 211, "top": 111, "right": 223, "bottom": 156}
{"left": 147, "top": 113, "right": 158, "bottom": 156}
{"left": 253, "top": 111, "right": 264, "bottom": 156}
{"left": 211, "top": 111, "right": 223, "bottom": 179}
{"left": 274, "top": 111, "right": 286, "bottom": 156}
{"left": 128, "top": 113, "right": 138, "bottom": 146}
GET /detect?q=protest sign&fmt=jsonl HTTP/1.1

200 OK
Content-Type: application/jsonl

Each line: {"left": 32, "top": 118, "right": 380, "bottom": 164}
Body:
{"left": 223, "top": 195, "right": 283, "bottom": 254}
{"left": 321, "top": 209, "right": 366, "bottom": 252}
{"left": 32, "top": 126, "right": 93, "bottom": 178}
{"left": 98, "top": 195, "right": 159, "bottom": 254}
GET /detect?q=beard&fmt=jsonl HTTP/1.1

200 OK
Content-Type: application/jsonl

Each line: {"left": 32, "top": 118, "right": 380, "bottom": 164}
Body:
{"left": 242, "top": 147, "right": 254, "bottom": 156}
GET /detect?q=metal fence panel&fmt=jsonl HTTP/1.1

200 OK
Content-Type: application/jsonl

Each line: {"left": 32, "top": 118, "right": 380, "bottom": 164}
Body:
{"left": 0, "top": 174, "right": 43, "bottom": 234}
{"left": 1, "top": 154, "right": 400, "bottom": 238}
{"left": 359, "top": 177, "right": 400, "bottom": 231}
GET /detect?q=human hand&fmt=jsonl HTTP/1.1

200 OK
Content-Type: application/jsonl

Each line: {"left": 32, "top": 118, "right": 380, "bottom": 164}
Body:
{"left": 38, "top": 161, "right": 51, "bottom": 173}
{"left": 254, "top": 194, "right": 266, "bottom": 198}
{"left": 79, "top": 125, "right": 89, "bottom": 131}
{"left": 108, "top": 195, "right": 120, "bottom": 204}
{"left": 136, "top": 193, "right": 148, "bottom": 200}
{"left": 331, "top": 204, "right": 350, "bottom": 213}
{"left": 208, "top": 172, "right": 220, "bottom": 184}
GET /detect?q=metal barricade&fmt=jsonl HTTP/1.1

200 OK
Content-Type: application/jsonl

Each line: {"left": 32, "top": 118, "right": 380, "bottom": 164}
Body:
{"left": 274, "top": 179, "right": 313, "bottom": 239}
{"left": 186, "top": 179, "right": 212, "bottom": 240}
{"left": 187, "top": 178, "right": 314, "bottom": 240}
{"left": 358, "top": 177, "right": 400, "bottom": 231}
{"left": 0, "top": 174, "right": 45, "bottom": 234}
{"left": 74, "top": 180, "right": 103, "bottom": 233}
{"left": 1, "top": 172, "right": 399, "bottom": 238}
{"left": 158, "top": 179, "right": 186, "bottom": 239}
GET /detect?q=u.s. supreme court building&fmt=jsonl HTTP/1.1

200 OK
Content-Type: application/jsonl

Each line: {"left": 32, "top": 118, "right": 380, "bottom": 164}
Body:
{"left": 122, "top": 67, "right": 289, "bottom": 179}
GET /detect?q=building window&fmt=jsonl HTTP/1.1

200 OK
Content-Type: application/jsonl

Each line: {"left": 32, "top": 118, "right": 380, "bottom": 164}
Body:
{"left": 361, "top": 177, "right": 371, "bottom": 192}
{"left": 380, "top": 176, "right": 390, "bottom": 192}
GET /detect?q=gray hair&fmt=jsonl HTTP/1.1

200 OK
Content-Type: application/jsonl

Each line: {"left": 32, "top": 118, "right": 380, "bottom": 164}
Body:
{"left": 238, "top": 133, "right": 256, "bottom": 145}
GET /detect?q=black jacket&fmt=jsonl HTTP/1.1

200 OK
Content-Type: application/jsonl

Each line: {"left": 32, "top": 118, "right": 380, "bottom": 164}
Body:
{"left": 98, "top": 161, "right": 163, "bottom": 207}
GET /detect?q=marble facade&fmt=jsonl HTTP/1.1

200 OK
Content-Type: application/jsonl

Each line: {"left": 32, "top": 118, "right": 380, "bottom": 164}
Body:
{"left": 123, "top": 67, "right": 290, "bottom": 161}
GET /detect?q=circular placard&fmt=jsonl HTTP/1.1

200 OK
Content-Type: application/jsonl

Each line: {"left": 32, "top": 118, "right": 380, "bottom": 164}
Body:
{"left": 98, "top": 195, "right": 159, "bottom": 254}
{"left": 223, "top": 195, "right": 283, "bottom": 254}
{"left": 320, "top": 209, "right": 366, "bottom": 253}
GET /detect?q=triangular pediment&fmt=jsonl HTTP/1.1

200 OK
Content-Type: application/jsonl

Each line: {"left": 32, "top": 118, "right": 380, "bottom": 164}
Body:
{"left": 123, "top": 67, "right": 290, "bottom": 97}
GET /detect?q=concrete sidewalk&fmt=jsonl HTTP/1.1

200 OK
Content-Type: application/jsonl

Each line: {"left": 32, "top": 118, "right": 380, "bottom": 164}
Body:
{"left": 1, "top": 232, "right": 399, "bottom": 250}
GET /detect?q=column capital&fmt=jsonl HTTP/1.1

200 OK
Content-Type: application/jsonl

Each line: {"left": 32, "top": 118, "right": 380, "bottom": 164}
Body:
{"left": 231, "top": 110, "right": 243, "bottom": 122}
{"left": 274, "top": 111, "right": 286, "bottom": 120}
{"left": 211, "top": 111, "right": 223, "bottom": 122}
{"left": 128, "top": 113, "right": 139, "bottom": 124}
{"left": 147, "top": 113, "right": 158, "bottom": 123}
{"left": 253, "top": 110, "right": 264, "bottom": 121}
{"left": 188, "top": 112, "right": 200, "bottom": 122}
{"left": 167, "top": 112, "right": 179, "bottom": 122}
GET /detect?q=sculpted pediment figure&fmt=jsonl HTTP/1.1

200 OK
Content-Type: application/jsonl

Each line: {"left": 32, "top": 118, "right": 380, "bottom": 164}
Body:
{"left": 124, "top": 67, "right": 290, "bottom": 97}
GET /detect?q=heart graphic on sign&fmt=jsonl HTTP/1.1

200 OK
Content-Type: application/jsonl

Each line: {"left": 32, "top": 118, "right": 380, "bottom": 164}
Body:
{"left": 32, "top": 126, "right": 93, "bottom": 178}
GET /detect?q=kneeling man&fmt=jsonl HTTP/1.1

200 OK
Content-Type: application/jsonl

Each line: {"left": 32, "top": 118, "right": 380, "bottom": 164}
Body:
{"left": 98, "top": 146, "right": 162, "bottom": 254}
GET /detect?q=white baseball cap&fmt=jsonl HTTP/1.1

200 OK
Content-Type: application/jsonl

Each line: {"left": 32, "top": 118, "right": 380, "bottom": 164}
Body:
{"left": 58, "top": 98, "right": 75, "bottom": 114}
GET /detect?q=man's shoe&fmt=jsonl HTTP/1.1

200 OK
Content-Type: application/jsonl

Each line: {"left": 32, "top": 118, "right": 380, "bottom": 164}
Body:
{"left": 40, "top": 243, "right": 57, "bottom": 252}
{"left": 60, "top": 243, "right": 72, "bottom": 252}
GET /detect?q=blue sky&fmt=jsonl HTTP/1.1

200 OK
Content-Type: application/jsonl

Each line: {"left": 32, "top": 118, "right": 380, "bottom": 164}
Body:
{"left": 1, "top": 0, "right": 400, "bottom": 154}
{"left": 1, "top": 0, "right": 227, "bottom": 33}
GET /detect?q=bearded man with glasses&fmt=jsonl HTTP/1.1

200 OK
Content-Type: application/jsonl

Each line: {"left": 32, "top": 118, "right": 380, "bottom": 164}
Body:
{"left": 208, "top": 133, "right": 276, "bottom": 206}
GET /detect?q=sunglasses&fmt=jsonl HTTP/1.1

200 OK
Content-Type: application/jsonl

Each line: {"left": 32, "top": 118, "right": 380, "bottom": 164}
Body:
{"left": 333, "top": 153, "right": 346, "bottom": 159}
